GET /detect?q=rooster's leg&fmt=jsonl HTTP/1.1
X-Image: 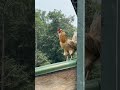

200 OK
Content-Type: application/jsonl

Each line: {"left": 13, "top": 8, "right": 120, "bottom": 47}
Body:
{"left": 69, "top": 50, "right": 74, "bottom": 60}
{"left": 70, "top": 55, "right": 73, "bottom": 60}
{"left": 85, "top": 70, "right": 90, "bottom": 80}
{"left": 65, "top": 56, "right": 69, "bottom": 61}
{"left": 64, "top": 51, "right": 69, "bottom": 61}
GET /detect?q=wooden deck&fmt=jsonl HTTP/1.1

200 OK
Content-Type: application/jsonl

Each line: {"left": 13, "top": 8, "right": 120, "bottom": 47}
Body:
{"left": 35, "top": 68, "right": 76, "bottom": 90}
{"left": 35, "top": 67, "right": 101, "bottom": 90}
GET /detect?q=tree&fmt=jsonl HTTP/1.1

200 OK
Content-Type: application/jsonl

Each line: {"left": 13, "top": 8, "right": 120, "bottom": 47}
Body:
{"left": 35, "top": 51, "right": 51, "bottom": 67}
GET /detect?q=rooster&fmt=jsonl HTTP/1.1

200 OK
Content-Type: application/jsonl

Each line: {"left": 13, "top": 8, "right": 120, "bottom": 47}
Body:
{"left": 85, "top": 14, "right": 101, "bottom": 80}
{"left": 57, "top": 28, "right": 77, "bottom": 60}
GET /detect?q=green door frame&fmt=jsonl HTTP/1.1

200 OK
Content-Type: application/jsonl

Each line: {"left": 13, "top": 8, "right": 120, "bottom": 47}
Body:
{"left": 77, "top": 0, "right": 85, "bottom": 90}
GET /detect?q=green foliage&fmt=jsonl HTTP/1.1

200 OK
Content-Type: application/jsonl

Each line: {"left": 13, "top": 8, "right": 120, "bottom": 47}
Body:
{"left": 91, "top": 64, "right": 101, "bottom": 79}
{"left": 48, "top": 10, "right": 76, "bottom": 36}
{"left": 0, "top": 57, "right": 34, "bottom": 90}
{"left": 85, "top": 0, "right": 101, "bottom": 32}
{"left": 35, "top": 51, "right": 51, "bottom": 67}
{"left": 35, "top": 9, "right": 77, "bottom": 66}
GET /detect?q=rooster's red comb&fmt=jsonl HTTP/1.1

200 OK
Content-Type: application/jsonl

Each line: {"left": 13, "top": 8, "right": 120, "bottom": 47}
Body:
{"left": 57, "top": 28, "right": 62, "bottom": 33}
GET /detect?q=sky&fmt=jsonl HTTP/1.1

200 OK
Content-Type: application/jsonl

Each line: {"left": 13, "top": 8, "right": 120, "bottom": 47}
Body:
{"left": 35, "top": 0, "right": 77, "bottom": 27}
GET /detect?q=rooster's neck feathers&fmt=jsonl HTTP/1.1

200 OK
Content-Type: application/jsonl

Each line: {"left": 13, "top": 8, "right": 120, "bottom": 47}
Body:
{"left": 59, "top": 32, "right": 67, "bottom": 43}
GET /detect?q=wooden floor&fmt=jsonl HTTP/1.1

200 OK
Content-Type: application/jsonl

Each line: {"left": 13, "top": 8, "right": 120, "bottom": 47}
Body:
{"left": 35, "top": 68, "right": 76, "bottom": 90}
